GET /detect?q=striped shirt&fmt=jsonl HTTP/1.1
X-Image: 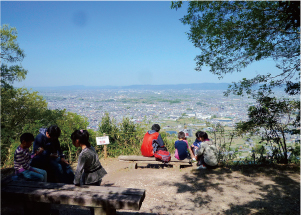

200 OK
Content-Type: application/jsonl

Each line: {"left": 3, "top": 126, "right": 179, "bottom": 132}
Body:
{"left": 14, "top": 146, "right": 34, "bottom": 174}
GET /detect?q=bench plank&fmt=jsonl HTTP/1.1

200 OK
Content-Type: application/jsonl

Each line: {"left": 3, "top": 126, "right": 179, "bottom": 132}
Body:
{"left": 2, "top": 185, "right": 144, "bottom": 211}
{"left": 118, "top": 155, "right": 191, "bottom": 163}
{"left": 6, "top": 181, "right": 145, "bottom": 196}
{"left": 2, "top": 180, "right": 145, "bottom": 212}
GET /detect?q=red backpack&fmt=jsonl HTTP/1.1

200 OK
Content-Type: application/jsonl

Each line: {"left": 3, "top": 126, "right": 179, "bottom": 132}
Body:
{"left": 154, "top": 149, "right": 171, "bottom": 163}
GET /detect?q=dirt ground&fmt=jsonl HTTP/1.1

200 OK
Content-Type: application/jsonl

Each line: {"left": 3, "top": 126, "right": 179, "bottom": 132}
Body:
{"left": 1, "top": 158, "right": 300, "bottom": 215}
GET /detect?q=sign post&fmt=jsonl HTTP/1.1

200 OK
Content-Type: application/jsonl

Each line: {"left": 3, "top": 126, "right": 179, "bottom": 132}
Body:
{"left": 96, "top": 133, "right": 110, "bottom": 159}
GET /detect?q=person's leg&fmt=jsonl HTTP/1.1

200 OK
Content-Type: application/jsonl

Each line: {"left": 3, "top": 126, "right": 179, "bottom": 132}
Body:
{"left": 21, "top": 169, "right": 45, "bottom": 182}
{"left": 49, "top": 157, "right": 64, "bottom": 183}
{"left": 30, "top": 155, "right": 47, "bottom": 170}
{"left": 61, "top": 162, "right": 75, "bottom": 184}
{"left": 31, "top": 167, "right": 47, "bottom": 182}
{"left": 197, "top": 154, "right": 207, "bottom": 169}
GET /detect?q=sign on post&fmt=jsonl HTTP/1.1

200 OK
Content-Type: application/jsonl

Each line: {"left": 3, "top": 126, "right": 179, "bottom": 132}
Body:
{"left": 96, "top": 135, "right": 110, "bottom": 159}
{"left": 96, "top": 136, "right": 110, "bottom": 145}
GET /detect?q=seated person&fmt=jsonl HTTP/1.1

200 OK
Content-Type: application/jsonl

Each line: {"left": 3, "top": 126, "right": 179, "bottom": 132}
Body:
{"left": 14, "top": 133, "right": 47, "bottom": 182}
{"left": 195, "top": 131, "right": 218, "bottom": 169}
{"left": 71, "top": 130, "right": 107, "bottom": 186}
{"left": 191, "top": 131, "right": 202, "bottom": 164}
{"left": 141, "top": 124, "right": 165, "bottom": 157}
{"left": 175, "top": 131, "right": 196, "bottom": 160}
{"left": 30, "top": 125, "right": 74, "bottom": 183}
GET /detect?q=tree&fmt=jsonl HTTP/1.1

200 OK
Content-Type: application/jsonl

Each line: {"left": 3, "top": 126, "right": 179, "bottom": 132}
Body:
{"left": 56, "top": 112, "right": 89, "bottom": 163}
{"left": 171, "top": 1, "right": 300, "bottom": 97}
{"left": 1, "top": 24, "right": 28, "bottom": 89}
{"left": 236, "top": 97, "right": 300, "bottom": 163}
{"left": 172, "top": 1, "right": 300, "bottom": 164}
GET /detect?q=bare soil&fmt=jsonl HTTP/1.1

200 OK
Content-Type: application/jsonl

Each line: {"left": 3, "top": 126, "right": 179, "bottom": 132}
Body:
{"left": 1, "top": 158, "right": 300, "bottom": 215}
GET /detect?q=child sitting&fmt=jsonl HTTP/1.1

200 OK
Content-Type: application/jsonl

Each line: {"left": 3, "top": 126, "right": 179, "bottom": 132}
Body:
{"left": 14, "top": 133, "right": 47, "bottom": 182}
{"left": 174, "top": 131, "right": 196, "bottom": 161}
{"left": 71, "top": 130, "right": 107, "bottom": 186}
{"left": 195, "top": 131, "right": 218, "bottom": 169}
{"left": 191, "top": 131, "right": 203, "bottom": 164}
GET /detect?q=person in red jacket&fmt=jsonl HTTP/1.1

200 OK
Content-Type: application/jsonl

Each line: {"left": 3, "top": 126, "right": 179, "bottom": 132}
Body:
{"left": 141, "top": 124, "right": 165, "bottom": 157}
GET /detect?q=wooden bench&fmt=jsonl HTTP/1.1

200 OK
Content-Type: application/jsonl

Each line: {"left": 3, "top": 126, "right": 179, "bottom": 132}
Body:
{"left": 1, "top": 177, "right": 145, "bottom": 215}
{"left": 118, "top": 155, "right": 192, "bottom": 169}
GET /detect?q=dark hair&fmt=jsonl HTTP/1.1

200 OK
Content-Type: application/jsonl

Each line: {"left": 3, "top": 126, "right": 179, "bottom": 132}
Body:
{"left": 178, "top": 131, "right": 185, "bottom": 139}
{"left": 71, "top": 130, "right": 91, "bottom": 147}
{"left": 151, "top": 124, "right": 160, "bottom": 132}
{"left": 195, "top": 131, "right": 202, "bottom": 138}
{"left": 198, "top": 131, "right": 208, "bottom": 140}
{"left": 47, "top": 125, "right": 61, "bottom": 139}
{"left": 20, "top": 133, "right": 34, "bottom": 143}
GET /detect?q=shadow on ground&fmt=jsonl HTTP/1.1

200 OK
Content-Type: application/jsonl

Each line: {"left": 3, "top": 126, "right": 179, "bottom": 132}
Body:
{"left": 159, "top": 164, "right": 300, "bottom": 215}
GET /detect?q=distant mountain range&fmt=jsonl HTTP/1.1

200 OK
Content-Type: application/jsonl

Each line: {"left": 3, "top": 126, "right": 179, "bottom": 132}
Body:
{"left": 30, "top": 83, "right": 232, "bottom": 91}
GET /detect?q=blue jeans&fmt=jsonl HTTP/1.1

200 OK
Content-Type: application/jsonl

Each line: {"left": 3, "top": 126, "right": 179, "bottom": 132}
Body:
{"left": 31, "top": 155, "right": 74, "bottom": 183}
{"left": 19, "top": 167, "right": 47, "bottom": 182}
{"left": 49, "top": 157, "right": 74, "bottom": 184}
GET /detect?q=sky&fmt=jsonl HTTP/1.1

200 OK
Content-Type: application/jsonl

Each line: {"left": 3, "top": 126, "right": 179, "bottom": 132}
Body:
{"left": 2, "top": 1, "right": 282, "bottom": 88}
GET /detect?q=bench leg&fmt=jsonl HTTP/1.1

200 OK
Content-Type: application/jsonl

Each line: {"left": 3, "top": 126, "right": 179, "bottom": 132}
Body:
{"left": 91, "top": 206, "right": 116, "bottom": 215}
{"left": 173, "top": 164, "right": 180, "bottom": 169}
{"left": 129, "top": 162, "right": 137, "bottom": 169}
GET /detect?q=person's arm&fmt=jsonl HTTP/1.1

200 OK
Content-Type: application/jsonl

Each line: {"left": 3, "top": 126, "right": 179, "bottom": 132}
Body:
{"left": 188, "top": 146, "right": 196, "bottom": 159}
{"left": 74, "top": 153, "right": 86, "bottom": 185}
{"left": 196, "top": 144, "right": 205, "bottom": 156}
{"left": 55, "top": 140, "right": 69, "bottom": 164}
{"left": 157, "top": 134, "right": 165, "bottom": 147}
{"left": 33, "top": 135, "right": 44, "bottom": 153}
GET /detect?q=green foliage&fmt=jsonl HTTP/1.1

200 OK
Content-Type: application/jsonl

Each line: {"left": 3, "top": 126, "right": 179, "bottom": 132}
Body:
{"left": 289, "top": 144, "right": 300, "bottom": 164}
{"left": 171, "top": 1, "right": 300, "bottom": 97}
{"left": 1, "top": 106, "right": 90, "bottom": 166}
{"left": 172, "top": 1, "right": 300, "bottom": 165}
{"left": 56, "top": 112, "right": 89, "bottom": 163}
{"left": 253, "top": 144, "right": 267, "bottom": 163}
{"left": 98, "top": 112, "right": 143, "bottom": 157}
{"left": 236, "top": 96, "right": 299, "bottom": 164}
{"left": 1, "top": 88, "right": 49, "bottom": 164}
{"left": 157, "top": 99, "right": 181, "bottom": 104}
{"left": 0, "top": 24, "right": 89, "bottom": 165}
{"left": 97, "top": 113, "right": 176, "bottom": 157}
{"left": 1, "top": 24, "right": 28, "bottom": 89}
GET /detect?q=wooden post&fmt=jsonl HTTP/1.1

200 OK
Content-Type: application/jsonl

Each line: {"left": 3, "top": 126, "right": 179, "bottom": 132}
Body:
{"left": 103, "top": 133, "right": 107, "bottom": 159}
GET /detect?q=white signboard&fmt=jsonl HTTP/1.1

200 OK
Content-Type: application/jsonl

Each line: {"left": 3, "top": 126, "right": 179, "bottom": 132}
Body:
{"left": 96, "top": 136, "right": 110, "bottom": 145}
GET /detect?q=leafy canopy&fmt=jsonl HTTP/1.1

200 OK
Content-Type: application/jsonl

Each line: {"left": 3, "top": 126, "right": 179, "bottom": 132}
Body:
{"left": 1, "top": 24, "right": 28, "bottom": 89}
{"left": 171, "top": 1, "right": 300, "bottom": 97}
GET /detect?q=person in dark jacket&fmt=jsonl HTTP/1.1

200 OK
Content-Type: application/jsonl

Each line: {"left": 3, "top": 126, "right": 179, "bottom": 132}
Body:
{"left": 30, "top": 125, "right": 74, "bottom": 183}
{"left": 141, "top": 124, "right": 165, "bottom": 157}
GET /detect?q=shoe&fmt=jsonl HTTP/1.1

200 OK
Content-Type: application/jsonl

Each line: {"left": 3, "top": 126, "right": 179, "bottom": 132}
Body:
{"left": 197, "top": 165, "right": 207, "bottom": 170}
{"left": 191, "top": 158, "right": 197, "bottom": 163}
